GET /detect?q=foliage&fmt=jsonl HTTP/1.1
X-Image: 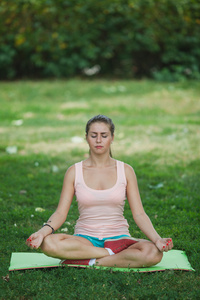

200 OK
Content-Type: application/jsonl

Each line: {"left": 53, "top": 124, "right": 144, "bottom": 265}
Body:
{"left": 0, "top": 0, "right": 200, "bottom": 80}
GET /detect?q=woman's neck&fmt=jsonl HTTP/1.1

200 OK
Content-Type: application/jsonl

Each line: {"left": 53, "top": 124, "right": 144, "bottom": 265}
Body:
{"left": 85, "top": 154, "right": 115, "bottom": 168}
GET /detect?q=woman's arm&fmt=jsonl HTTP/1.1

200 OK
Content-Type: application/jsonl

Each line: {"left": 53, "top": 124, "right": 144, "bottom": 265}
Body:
{"left": 26, "top": 165, "right": 75, "bottom": 248}
{"left": 125, "top": 164, "right": 173, "bottom": 252}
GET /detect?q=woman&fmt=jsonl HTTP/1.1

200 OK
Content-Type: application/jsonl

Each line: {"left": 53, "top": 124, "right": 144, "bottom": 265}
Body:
{"left": 26, "top": 115, "right": 173, "bottom": 268}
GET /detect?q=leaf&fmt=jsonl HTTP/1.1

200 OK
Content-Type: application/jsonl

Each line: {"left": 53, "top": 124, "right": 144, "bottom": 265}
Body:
{"left": 2, "top": 274, "right": 10, "bottom": 282}
{"left": 5, "top": 146, "right": 18, "bottom": 154}
{"left": 35, "top": 207, "right": 45, "bottom": 212}
{"left": 11, "top": 119, "right": 23, "bottom": 126}
{"left": 71, "top": 136, "right": 84, "bottom": 143}
{"left": 148, "top": 183, "right": 164, "bottom": 189}
{"left": 19, "top": 190, "right": 27, "bottom": 194}
{"left": 52, "top": 165, "right": 59, "bottom": 173}
{"left": 83, "top": 65, "right": 101, "bottom": 76}
{"left": 61, "top": 227, "right": 68, "bottom": 232}
{"left": 65, "top": 221, "right": 71, "bottom": 225}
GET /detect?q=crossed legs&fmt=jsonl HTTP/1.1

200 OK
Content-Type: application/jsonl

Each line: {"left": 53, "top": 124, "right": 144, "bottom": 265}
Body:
{"left": 40, "top": 234, "right": 163, "bottom": 268}
{"left": 40, "top": 234, "right": 109, "bottom": 260}
{"left": 96, "top": 241, "right": 163, "bottom": 268}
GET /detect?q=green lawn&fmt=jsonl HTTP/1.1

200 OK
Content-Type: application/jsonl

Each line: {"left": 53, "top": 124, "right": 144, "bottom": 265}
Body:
{"left": 0, "top": 79, "right": 200, "bottom": 299}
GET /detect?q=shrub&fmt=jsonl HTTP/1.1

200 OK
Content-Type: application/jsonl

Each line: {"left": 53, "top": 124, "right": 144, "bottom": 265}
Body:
{"left": 0, "top": 0, "right": 200, "bottom": 80}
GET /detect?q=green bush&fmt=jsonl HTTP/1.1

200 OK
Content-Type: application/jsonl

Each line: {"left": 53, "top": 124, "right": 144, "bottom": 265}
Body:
{"left": 0, "top": 0, "right": 200, "bottom": 80}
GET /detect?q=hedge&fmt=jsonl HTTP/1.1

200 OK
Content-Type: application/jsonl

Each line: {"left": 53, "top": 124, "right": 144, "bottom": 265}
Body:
{"left": 0, "top": 0, "right": 200, "bottom": 80}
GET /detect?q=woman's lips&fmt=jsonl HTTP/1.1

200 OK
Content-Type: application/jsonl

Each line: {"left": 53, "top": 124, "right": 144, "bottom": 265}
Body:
{"left": 95, "top": 146, "right": 103, "bottom": 149}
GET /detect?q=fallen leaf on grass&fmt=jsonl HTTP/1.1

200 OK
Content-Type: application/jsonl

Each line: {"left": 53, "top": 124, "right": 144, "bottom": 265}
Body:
{"left": 65, "top": 221, "right": 71, "bottom": 225}
{"left": 52, "top": 165, "right": 59, "bottom": 173}
{"left": 61, "top": 227, "right": 68, "bottom": 232}
{"left": 71, "top": 136, "right": 84, "bottom": 143}
{"left": 11, "top": 119, "right": 23, "bottom": 126}
{"left": 35, "top": 207, "right": 45, "bottom": 212}
{"left": 5, "top": 146, "right": 18, "bottom": 154}
{"left": 148, "top": 183, "right": 164, "bottom": 189}
{"left": 2, "top": 274, "right": 10, "bottom": 282}
{"left": 19, "top": 190, "right": 27, "bottom": 194}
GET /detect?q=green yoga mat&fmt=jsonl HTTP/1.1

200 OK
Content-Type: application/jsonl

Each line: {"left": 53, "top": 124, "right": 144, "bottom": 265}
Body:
{"left": 9, "top": 250, "right": 194, "bottom": 272}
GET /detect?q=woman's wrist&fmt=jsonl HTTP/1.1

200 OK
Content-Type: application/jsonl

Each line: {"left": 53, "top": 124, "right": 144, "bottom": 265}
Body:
{"left": 42, "top": 223, "right": 55, "bottom": 234}
{"left": 153, "top": 237, "right": 162, "bottom": 245}
{"left": 37, "top": 225, "right": 52, "bottom": 237}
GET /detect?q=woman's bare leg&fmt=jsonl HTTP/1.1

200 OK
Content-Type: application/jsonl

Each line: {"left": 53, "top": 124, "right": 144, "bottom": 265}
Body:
{"left": 41, "top": 235, "right": 163, "bottom": 267}
{"left": 40, "top": 234, "right": 109, "bottom": 260}
{"left": 96, "top": 241, "right": 163, "bottom": 268}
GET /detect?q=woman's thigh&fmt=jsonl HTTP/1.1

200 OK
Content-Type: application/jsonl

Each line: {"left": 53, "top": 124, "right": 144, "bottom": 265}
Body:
{"left": 128, "top": 239, "right": 163, "bottom": 263}
{"left": 129, "top": 238, "right": 158, "bottom": 252}
{"left": 41, "top": 233, "right": 94, "bottom": 250}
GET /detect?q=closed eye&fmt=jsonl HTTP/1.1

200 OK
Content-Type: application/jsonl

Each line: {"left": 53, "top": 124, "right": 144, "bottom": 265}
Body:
{"left": 91, "top": 135, "right": 108, "bottom": 138}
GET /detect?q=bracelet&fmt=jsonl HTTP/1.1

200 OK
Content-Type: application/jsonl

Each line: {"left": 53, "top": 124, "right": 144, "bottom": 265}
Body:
{"left": 42, "top": 223, "right": 55, "bottom": 234}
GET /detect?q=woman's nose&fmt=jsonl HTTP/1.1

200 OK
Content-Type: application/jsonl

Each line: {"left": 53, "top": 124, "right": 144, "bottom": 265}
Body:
{"left": 96, "top": 135, "right": 101, "bottom": 143}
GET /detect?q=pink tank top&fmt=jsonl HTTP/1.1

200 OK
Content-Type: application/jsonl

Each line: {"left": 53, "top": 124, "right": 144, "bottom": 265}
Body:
{"left": 74, "top": 160, "right": 130, "bottom": 238}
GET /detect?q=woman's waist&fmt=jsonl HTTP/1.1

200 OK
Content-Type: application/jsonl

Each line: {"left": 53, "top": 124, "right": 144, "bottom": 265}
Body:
{"left": 74, "top": 223, "right": 130, "bottom": 238}
{"left": 75, "top": 218, "right": 129, "bottom": 228}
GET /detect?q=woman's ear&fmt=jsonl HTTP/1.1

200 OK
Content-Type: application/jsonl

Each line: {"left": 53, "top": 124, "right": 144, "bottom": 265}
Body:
{"left": 85, "top": 134, "right": 88, "bottom": 143}
{"left": 111, "top": 134, "right": 115, "bottom": 143}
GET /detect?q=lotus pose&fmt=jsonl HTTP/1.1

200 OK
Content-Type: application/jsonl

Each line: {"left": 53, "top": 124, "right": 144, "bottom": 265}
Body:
{"left": 26, "top": 115, "right": 173, "bottom": 268}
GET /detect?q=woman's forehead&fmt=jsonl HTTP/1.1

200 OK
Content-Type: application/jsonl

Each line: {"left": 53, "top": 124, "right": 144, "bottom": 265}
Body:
{"left": 88, "top": 122, "right": 110, "bottom": 132}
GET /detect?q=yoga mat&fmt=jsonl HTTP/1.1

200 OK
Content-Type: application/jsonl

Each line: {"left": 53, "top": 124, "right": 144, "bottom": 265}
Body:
{"left": 9, "top": 250, "right": 194, "bottom": 272}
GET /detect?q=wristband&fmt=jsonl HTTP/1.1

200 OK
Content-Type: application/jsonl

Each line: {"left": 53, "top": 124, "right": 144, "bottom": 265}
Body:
{"left": 42, "top": 223, "right": 55, "bottom": 234}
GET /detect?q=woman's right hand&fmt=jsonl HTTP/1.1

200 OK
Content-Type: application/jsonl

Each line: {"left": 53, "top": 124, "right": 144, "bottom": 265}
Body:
{"left": 155, "top": 238, "right": 173, "bottom": 252}
{"left": 26, "top": 232, "right": 44, "bottom": 249}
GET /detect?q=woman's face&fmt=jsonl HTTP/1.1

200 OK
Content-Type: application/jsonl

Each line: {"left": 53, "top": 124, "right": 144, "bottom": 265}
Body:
{"left": 86, "top": 122, "right": 114, "bottom": 155}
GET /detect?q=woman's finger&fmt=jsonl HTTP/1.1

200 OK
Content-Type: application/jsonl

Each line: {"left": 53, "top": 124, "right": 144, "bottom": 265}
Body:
{"left": 26, "top": 236, "right": 35, "bottom": 247}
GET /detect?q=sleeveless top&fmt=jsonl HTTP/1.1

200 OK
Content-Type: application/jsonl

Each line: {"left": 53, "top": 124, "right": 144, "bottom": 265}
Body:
{"left": 74, "top": 160, "right": 130, "bottom": 238}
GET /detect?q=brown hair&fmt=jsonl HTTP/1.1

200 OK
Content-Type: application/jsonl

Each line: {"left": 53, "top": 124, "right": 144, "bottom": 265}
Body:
{"left": 85, "top": 115, "right": 115, "bottom": 157}
{"left": 85, "top": 115, "right": 115, "bottom": 136}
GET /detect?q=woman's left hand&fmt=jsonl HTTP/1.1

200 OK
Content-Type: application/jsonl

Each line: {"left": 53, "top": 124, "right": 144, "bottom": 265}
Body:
{"left": 155, "top": 238, "right": 173, "bottom": 252}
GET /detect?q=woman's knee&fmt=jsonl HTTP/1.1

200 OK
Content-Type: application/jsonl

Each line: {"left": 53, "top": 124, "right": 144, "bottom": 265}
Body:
{"left": 40, "top": 235, "right": 57, "bottom": 255}
{"left": 40, "top": 234, "right": 83, "bottom": 256}
{"left": 144, "top": 244, "right": 163, "bottom": 266}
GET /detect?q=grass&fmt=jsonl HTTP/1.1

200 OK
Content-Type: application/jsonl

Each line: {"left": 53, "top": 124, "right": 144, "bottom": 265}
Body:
{"left": 0, "top": 79, "right": 200, "bottom": 299}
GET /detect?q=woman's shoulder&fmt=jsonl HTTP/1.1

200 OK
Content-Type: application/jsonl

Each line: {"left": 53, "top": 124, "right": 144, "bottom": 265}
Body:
{"left": 66, "top": 160, "right": 82, "bottom": 171}
{"left": 117, "top": 160, "right": 134, "bottom": 171}
{"left": 116, "top": 159, "right": 136, "bottom": 176}
{"left": 67, "top": 164, "right": 75, "bottom": 172}
{"left": 66, "top": 159, "right": 82, "bottom": 170}
{"left": 64, "top": 164, "right": 76, "bottom": 180}
{"left": 123, "top": 162, "right": 137, "bottom": 180}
